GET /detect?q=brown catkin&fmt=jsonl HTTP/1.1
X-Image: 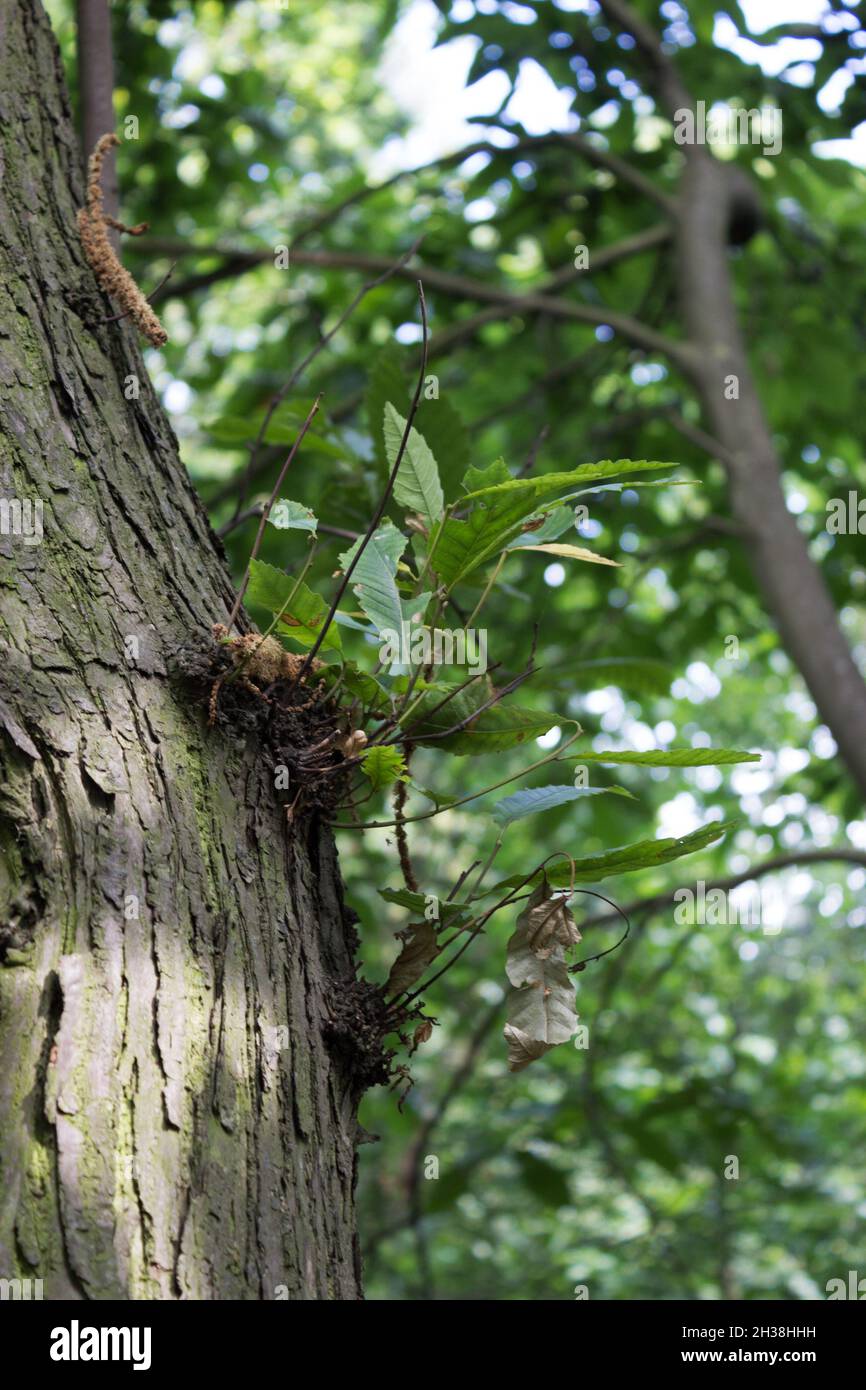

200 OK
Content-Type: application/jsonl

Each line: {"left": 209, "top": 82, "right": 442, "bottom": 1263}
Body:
{"left": 77, "top": 133, "right": 168, "bottom": 348}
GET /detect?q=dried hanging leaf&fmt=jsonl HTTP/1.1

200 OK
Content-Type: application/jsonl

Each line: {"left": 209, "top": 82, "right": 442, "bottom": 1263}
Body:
{"left": 504, "top": 1023, "right": 554, "bottom": 1073}
{"left": 503, "top": 881, "right": 580, "bottom": 1068}
{"left": 507, "top": 881, "right": 580, "bottom": 967}
{"left": 385, "top": 921, "right": 441, "bottom": 996}
{"left": 504, "top": 959, "right": 578, "bottom": 1047}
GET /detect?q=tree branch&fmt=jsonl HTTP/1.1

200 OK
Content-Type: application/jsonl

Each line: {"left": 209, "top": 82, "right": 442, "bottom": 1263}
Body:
{"left": 286, "top": 130, "right": 676, "bottom": 250}
{"left": 597, "top": 0, "right": 695, "bottom": 124}
{"left": 265, "top": 248, "right": 691, "bottom": 365}
{"left": 75, "top": 0, "right": 118, "bottom": 247}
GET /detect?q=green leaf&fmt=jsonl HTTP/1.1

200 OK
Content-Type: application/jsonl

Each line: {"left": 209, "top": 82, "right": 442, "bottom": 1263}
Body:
{"left": 482, "top": 820, "right": 739, "bottom": 896}
{"left": 505, "top": 504, "right": 575, "bottom": 547}
{"left": 413, "top": 393, "right": 470, "bottom": 500}
{"left": 511, "top": 541, "right": 619, "bottom": 567}
{"left": 571, "top": 477, "right": 689, "bottom": 500}
{"left": 204, "top": 403, "right": 345, "bottom": 457}
{"left": 491, "top": 783, "right": 635, "bottom": 828}
{"left": 432, "top": 459, "right": 673, "bottom": 587}
{"left": 332, "top": 610, "right": 374, "bottom": 633}
{"left": 569, "top": 658, "right": 673, "bottom": 696}
{"left": 361, "top": 744, "right": 409, "bottom": 791}
{"left": 413, "top": 785, "right": 461, "bottom": 811}
{"left": 338, "top": 521, "right": 408, "bottom": 635}
{"left": 462, "top": 458, "right": 512, "bottom": 493}
{"left": 379, "top": 887, "right": 473, "bottom": 929}
{"left": 403, "top": 682, "right": 560, "bottom": 754}
{"left": 263, "top": 406, "right": 347, "bottom": 457}
{"left": 570, "top": 748, "right": 761, "bottom": 767}
{"left": 202, "top": 414, "right": 258, "bottom": 446}
{"left": 325, "top": 663, "right": 391, "bottom": 712}
{"left": 246, "top": 559, "right": 341, "bottom": 652}
{"left": 246, "top": 558, "right": 292, "bottom": 612}
{"left": 268, "top": 499, "right": 317, "bottom": 534}
{"left": 384, "top": 403, "right": 445, "bottom": 524}
{"left": 462, "top": 459, "right": 675, "bottom": 506}
{"left": 340, "top": 518, "right": 407, "bottom": 574}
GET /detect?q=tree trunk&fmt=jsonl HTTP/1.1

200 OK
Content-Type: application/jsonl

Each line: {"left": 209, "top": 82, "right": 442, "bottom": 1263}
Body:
{"left": 596, "top": 0, "right": 866, "bottom": 805}
{"left": 0, "top": 0, "right": 365, "bottom": 1300}
{"left": 677, "top": 148, "right": 866, "bottom": 805}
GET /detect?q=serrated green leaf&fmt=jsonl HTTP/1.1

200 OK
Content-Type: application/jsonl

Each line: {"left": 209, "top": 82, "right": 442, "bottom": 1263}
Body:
{"left": 338, "top": 521, "right": 408, "bottom": 635}
{"left": 482, "top": 819, "right": 739, "bottom": 896}
{"left": 384, "top": 403, "right": 445, "bottom": 524}
{"left": 505, "top": 505, "right": 575, "bottom": 547}
{"left": 462, "top": 459, "right": 675, "bottom": 507}
{"left": 570, "top": 748, "right": 761, "bottom": 767}
{"left": 246, "top": 559, "right": 341, "bottom": 652}
{"left": 361, "top": 744, "right": 409, "bottom": 791}
{"left": 321, "top": 662, "right": 391, "bottom": 711}
{"left": 571, "top": 477, "right": 687, "bottom": 500}
{"left": 268, "top": 499, "right": 317, "bottom": 534}
{"left": 432, "top": 459, "right": 673, "bottom": 587}
{"left": 462, "top": 458, "right": 512, "bottom": 493}
{"left": 379, "top": 886, "right": 473, "bottom": 929}
{"left": 413, "top": 394, "right": 470, "bottom": 500}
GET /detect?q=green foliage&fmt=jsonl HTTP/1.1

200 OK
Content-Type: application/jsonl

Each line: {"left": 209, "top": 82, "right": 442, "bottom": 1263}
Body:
{"left": 484, "top": 821, "right": 740, "bottom": 894}
{"left": 361, "top": 745, "right": 408, "bottom": 791}
{"left": 432, "top": 460, "right": 672, "bottom": 587}
{"left": 246, "top": 558, "right": 342, "bottom": 653}
{"left": 268, "top": 499, "right": 318, "bottom": 534}
{"left": 571, "top": 748, "right": 761, "bottom": 767}
{"left": 401, "top": 682, "right": 560, "bottom": 754}
{"left": 383, "top": 404, "right": 445, "bottom": 524}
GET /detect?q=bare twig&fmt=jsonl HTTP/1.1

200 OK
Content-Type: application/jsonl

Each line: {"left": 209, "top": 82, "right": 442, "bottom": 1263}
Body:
{"left": 224, "top": 394, "right": 322, "bottom": 633}
{"left": 231, "top": 235, "right": 424, "bottom": 522}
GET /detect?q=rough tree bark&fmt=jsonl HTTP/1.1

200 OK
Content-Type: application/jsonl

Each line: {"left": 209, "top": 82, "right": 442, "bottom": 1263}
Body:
{"left": 0, "top": 0, "right": 367, "bottom": 1300}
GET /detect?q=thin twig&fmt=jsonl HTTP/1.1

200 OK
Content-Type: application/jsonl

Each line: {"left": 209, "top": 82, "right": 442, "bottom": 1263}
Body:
{"left": 231, "top": 235, "right": 424, "bottom": 522}
{"left": 288, "top": 281, "right": 430, "bottom": 687}
{"left": 224, "top": 394, "right": 321, "bottom": 633}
